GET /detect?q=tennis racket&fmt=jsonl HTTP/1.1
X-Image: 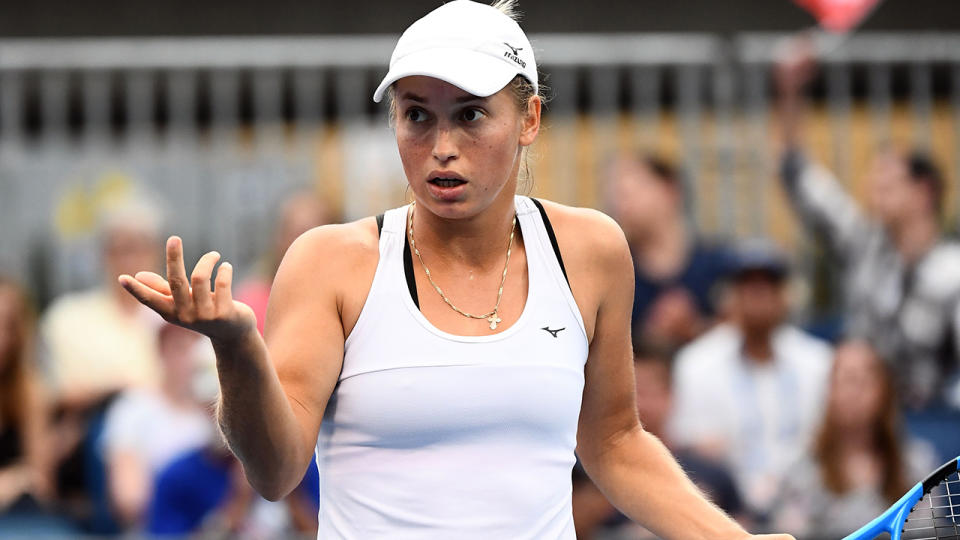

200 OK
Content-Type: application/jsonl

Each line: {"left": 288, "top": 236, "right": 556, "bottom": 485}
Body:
{"left": 844, "top": 456, "right": 960, "bottom": 539}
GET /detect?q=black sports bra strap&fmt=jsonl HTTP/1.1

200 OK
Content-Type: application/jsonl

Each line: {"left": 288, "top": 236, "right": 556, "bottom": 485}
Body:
{"left": 376, "top": 213, "right": 385, "bottom": 236}
{"left": 530, "top": 198, "right": 570, "bottom": 288}
{"left": 403, "top": 232, "right": 420, "bottom": 309}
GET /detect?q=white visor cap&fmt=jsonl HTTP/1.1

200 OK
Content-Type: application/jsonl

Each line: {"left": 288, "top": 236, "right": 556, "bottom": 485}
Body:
{"left": 372, "top": 0, "right": 538, "bottom": 103}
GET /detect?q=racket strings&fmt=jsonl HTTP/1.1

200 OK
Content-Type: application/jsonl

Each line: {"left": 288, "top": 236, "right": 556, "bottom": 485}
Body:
{"left": 902, "top": 474, "right": 960, "bottom": 539}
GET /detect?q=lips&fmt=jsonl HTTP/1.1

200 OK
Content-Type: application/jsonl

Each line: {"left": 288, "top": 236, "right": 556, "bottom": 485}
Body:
{"left": 429, "top": 177, "right": 467, "bottom": 188}
{"left": 425, "top": 172, "right": 468, "bottom": 201}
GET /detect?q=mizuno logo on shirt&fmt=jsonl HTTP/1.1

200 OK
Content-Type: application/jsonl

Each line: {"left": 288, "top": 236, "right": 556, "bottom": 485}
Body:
{"left": 541, "top": 326, "right": 565, "bottom": 338}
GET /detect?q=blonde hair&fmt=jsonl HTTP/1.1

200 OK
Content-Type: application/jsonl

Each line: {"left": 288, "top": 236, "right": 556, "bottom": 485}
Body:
{"left": 491, "top": 0, "right": 522, "bottom": 21}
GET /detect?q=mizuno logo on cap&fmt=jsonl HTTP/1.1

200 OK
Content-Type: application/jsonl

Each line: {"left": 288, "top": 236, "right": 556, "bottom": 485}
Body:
{"left": 503, "top": 42, "right": 526, "bottom": 68}
{"left": 504, "top": 42, "right": 522, "bottom": 55}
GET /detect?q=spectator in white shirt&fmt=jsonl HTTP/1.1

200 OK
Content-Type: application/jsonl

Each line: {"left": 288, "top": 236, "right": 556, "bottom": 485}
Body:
{"left": 100, "top": 323, "right": 215, "bottom": 529}
{"left": 670, "top": 240, "right": 833, "bottom": 518}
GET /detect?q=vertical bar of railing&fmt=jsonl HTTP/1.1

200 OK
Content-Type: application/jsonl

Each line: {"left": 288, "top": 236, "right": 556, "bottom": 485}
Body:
{"left": 123, "top": 69, "right": 155, "bottom": 150}
{"left": 0, "top": 70, "right": 24, "bottom": 277}
{"left": 335, "top": 67, "right": 372, "bottom": 220}
{"left": 910, "top": 61, "right": 933, "bottom": 151}
{"left": 164, "top": 70, "right": 204, "bottom": 250}
{"left": 744, "top": 62, "right": 769, "bottom": 238}
{"left": 210, "top": 69, "right": 240, "bottom": 153}
{"left": 40, "top": 70, "right": 69, "bottom": 146}
{"left": 544, "top": 66, "right": 577, "bottom": 205}
{"left": 631, "top": 65, "right": 661, "bottom": 152}
{"left": 826, "top": 61, "right": 852, "bottom": 186}
{"left": 81, "top": 70, "right": 111, "bottom": 147}
{"left": 677, "top": 64, "right": 703, "bottom": 229}
{"left": 248, "top": 68, "right": 285, "bottom": 263}
{"left": 166, "top": 70, "right": 198, "bottom": 148}
{"left": 867, "top": 63, "right": 891, "bottom": 147}
{"left": 712, "top": 59, "right": 737, "bottom": 238}
{"left": 209, "top": 69, "right": 241, "bottom": 263}
{"left": 0, "top": 71, "right": 23, "bottom": 146}
{"left": 252, "top": 68, "right": 284, "bottom": 153}
{"left": 953, "top": 63, "right": 960, "bottom": 223}
{"left": 292, "top": 68, "right": 324, "bottom": 152}
{"left": 588, "top": 65, "right": 619, "bottom": 209}
{"left": 38, "top": 70, "right": 71, "bottom": 294}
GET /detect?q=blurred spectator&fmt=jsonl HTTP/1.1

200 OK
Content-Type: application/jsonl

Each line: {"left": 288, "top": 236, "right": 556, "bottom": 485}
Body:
{"left": 603, "top": 152, "right": 731, "bottom": 350}
{"left": 776, "top": 39, "right": 960, "bottom": 410}
{"left": 770, "top": 341, "right": 936, "bottom": 538}
{"left": 41, "top": 196, "right": 165, "bottom": 401}
{"left": 146, "top": 403, "right": 320, "bottom": 538}
{"left": 634, "top": 344, "right": 744, "bottom": 520}
{"left": 0, "top": 276, "right": 54, "bottom": 515}
{"left": 670, "top": 240, "right": 833, "bottom": 517}
{"left": 39, "top": 195, "right": 165, "bottom": 526}
{"left": 236, "top": 190, "right": 333, "bottom": 334}
{"left": 571, "top": 344, "right": 745, "bottom": 540}
{"left": 100, "top": 323, "right": 215, "bottom": 529}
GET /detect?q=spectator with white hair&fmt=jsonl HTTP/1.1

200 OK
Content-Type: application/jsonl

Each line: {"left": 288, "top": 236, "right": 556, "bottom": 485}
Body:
{"left": 38, "top": 193, "right": 167, "bottom": 531}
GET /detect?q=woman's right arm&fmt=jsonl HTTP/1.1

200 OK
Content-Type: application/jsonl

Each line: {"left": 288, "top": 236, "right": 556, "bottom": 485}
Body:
{"left": 119, "top": 225, "right": 358, "bottom": 500}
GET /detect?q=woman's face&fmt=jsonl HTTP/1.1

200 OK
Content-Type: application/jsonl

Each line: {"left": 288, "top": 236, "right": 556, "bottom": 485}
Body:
{"left": 393, "top": 76, "right": 540, "bottom": 220}
{"left": 829, "top": 342, "right": 886, "bottom": 429}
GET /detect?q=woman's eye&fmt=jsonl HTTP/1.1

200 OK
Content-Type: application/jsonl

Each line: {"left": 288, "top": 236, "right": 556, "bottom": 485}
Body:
{"left": 462, "top": 108, "right": 485, "bottom": 122}
{"left": 405, "top": 108, "right": 427, "bottom": 122}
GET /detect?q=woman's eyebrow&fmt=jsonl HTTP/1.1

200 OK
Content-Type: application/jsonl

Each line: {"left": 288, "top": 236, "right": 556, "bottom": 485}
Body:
{"left": 396, "top": 92, "right": 485, "bottom": 104}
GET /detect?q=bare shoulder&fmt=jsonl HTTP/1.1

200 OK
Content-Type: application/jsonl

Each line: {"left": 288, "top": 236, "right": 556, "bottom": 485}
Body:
{"left": 532, "top": 199, "right": 633, "bottom": 341}
{"left": 534, "top": 199, "right": 630, "bottom": 269}
{"left": 276, "top": 217, "right": 380, "bottom": 287}
{"left": 268, "top": 216, "right": 380, "bottom": 334}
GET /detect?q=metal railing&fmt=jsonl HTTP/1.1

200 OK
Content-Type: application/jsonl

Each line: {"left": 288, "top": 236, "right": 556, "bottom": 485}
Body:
{"left": 1, "top": 32, "right": 958, "bottom": 305}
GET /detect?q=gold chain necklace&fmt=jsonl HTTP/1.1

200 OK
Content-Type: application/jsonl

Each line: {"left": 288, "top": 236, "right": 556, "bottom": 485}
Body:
{"left": 407, "top": 201, "right": 517, "bottom": 330}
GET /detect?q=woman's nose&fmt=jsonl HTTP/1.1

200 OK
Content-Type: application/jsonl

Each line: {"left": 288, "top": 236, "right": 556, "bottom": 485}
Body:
{"left": 431, "top": 125, "right": 459, "bottom": 162}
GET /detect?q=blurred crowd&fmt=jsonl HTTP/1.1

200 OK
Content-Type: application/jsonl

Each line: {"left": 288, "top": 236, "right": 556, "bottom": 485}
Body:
{"left": 0, "top": 49, "right": 958, "bottom": 540}
{"left": 574, "top": 46, "right": 960, "bottom": 540}
{"left": 0, "top": 190, "right": 330, "bottom": 538}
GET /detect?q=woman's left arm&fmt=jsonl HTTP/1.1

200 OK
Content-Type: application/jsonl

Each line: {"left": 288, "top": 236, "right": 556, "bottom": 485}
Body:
{"left": 573, "top": 212, "right": 791, "bottom": 540}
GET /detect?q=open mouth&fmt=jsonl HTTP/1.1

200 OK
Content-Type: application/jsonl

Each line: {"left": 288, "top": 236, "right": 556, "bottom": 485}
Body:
{"left": 428, "top": 177, "right": 467, "bottom": 188}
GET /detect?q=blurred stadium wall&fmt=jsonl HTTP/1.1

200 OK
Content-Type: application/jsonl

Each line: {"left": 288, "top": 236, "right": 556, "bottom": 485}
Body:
{"left": 0, "top": 6, "right": 959, "bottom": 313}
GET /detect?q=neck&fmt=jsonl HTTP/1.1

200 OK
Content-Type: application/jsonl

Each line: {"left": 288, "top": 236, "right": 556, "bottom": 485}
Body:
{"left": 837, "top": 423, "right": 875, "bottom": 453}
{"left": 891, "top": 215, "right": 938, "bottom": 264}
{"left": 631, "top": 216, "right": 689, "bottom": 278}
{"left": 411, "top": 194, "right": 518, "bottom": 270}
{"left": 161, "top": 379, "right": 193, "bottom": 407}
{"left": 742, "top": 330, "right": 774, "bottom": 363}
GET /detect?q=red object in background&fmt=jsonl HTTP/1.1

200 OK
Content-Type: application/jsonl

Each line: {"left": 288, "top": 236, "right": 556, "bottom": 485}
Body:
{"left": 794, "top": 0, "right": 881, "bottom": 32}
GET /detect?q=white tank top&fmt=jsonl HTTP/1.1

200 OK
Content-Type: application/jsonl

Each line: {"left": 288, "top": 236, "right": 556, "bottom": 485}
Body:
{"left": 315, "top": 195, "right": 589, "bottom": 539}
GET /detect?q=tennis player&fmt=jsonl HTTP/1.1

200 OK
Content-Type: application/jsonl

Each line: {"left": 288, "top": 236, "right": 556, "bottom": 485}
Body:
{"left": 119, "top": 1, "right": 795, "bottom": 538}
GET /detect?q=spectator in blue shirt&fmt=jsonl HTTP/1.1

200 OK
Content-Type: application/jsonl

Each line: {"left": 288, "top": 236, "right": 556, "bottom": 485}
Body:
{"left": 604, "top": 152, "right": 731, "bottom": 350}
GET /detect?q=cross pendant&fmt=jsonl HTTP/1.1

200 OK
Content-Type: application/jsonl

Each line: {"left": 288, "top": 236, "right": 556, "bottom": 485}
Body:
{"left": 487, "top": 313, "right": 502, "bottom": 330}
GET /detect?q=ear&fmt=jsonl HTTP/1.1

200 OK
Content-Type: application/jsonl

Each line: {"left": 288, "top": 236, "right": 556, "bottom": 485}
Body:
{"left": 518, "top": 95, "right": 541, "bottom": 147}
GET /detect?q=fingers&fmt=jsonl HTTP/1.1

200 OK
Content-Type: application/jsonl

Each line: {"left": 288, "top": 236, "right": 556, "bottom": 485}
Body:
{"left": 191, "top": 251, "right": 222, "bottom": 318}
{"left": 134, "top": 271, "right": 172, "bottom": 295}
{"left": 118, "top": 275, "right": 175, "bottom": 319}
{"left": 166, "top": 236, "right": 194, "bottom": 314}
{"left": 214, "top": 261, "right": 234, "bottom": 315}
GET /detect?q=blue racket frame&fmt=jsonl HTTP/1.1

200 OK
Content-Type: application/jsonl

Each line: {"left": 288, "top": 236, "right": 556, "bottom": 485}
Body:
{"left": 843, "top": 457, "right": 960, "bottom": 540}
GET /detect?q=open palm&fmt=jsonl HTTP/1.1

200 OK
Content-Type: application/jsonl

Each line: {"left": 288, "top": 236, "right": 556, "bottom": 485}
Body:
{"left": 118, "top": 236, "right": 256, "bottom": 342}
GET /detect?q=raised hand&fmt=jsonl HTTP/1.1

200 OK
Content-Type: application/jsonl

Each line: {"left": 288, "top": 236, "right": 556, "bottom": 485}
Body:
{"left": 118, "top": 236, "right": 256, "bottom": 343}
{"left": 774, "top": 34, "right": 817, "bottom": 96}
